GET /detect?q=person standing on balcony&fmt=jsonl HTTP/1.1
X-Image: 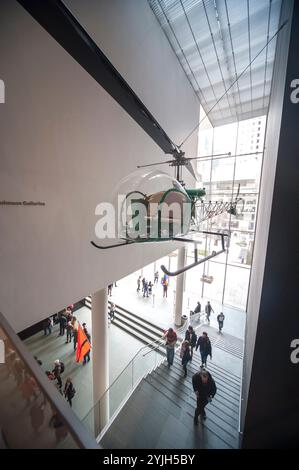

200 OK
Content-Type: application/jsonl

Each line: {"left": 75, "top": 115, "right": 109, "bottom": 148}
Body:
{"left": 205, "top": 301, "right": 214, "bottom": 323}
{"left": 196, "top": 332, "right": 212, "bottom": 368}
{"left": 164, "top": 328, "right": 177, "bottom": 367}
{"left": 192, "top": 369, "right": 216, "bottom": 425}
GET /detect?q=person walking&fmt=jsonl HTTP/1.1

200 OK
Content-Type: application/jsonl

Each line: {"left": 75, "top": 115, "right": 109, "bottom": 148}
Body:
{"left": 137, "top": 276, "right": 141, "bottom": 292}
{"left": 143, "top": 280, "right": 149, "bottom": 297}
{"left": 108, "top": 303, "right": 116, "bottom": 322}
{"left": 192, "top": 369, "right": 216, "bottom": 424}
{"left": 154, "top": 271, "right": 159, "bottom": 284}
{"left": 205, "top": 301, "right": 214, "bottom": 323}
{"left": 64, "top": 378, "right": 76, "bottom": 407}
{"left": 164, "top": 328, "right": 177, "bottom": 367}
{"left": 141, "top": 277, "right": 146, "bottom": 294}
{"left": 82, "top": 323, "right": 91, "bottom": 364}
{"left": 52, "top": 360, "right": 64, "bottom": 390}
{"left": 196, "top": 332, "right": 212, "bottom": 368}
{"left": 180, "top": 340, "right": 192, "bottom": 377}
{"left": 162, "top": 275, "right": 169, "bottom": 298}
{"left": 43, "top": 317, "right": 52, "bottom": 336}
{"left": 217, "top": 312, "right": 225, "bottom": 333}
{"left": 185, "top": 326, "right": 197, "bottom": 360}
{"left": 148, "top": 281, "right": 153, "bottom": 295}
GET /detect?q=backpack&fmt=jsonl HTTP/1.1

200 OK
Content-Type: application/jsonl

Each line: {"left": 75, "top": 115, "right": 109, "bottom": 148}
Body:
{"left": 59, "top": 361, "right": 65, "bottom": 374}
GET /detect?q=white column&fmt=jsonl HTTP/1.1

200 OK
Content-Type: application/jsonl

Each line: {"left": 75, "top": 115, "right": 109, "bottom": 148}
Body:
{"left": 91, "top": 288, "right": 109, "bottom": 434}
{"left": 174, "top": 247, "right": 186, "bottom": 327}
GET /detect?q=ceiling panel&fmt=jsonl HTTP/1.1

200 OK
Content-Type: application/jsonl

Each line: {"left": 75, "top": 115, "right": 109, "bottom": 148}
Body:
{"left": 148, "top": 0, "right": 283, "bottom": 126}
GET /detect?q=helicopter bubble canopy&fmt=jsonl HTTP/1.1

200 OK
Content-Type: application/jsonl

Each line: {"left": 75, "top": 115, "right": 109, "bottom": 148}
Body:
{"left": 114, "top": 169, "right": 192, "bottom": 241}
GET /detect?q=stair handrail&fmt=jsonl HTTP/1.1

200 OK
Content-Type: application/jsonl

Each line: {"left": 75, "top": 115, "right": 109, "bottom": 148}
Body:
{"left": 95, "top": 335, "right": 166, "bottom": 403}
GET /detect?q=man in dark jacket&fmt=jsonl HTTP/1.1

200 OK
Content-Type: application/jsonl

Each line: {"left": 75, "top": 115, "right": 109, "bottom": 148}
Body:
{"left": 185, "top": 326, "right": 197, "bottom": 360}
{"left": 58, "top": 313, "right": 67, "bottom": 336}
{"left": 196, "top": 332, "right": 212, "bottom": 367}
{"left": 192, "top": 369, "right": 216, "bottom": 424}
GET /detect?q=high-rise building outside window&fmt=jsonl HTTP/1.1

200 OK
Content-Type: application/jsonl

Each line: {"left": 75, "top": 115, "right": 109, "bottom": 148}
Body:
{"left": 185, "top": 107, "right": 266, "bottom": 311}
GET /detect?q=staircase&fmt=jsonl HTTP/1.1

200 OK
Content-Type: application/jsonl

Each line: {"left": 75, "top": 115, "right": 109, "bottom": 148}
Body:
{"left": 99, "top": 350, "right": 241, "bottom": 449}
{"left": 85, "top": 297, "right": 165, "bottom": 345}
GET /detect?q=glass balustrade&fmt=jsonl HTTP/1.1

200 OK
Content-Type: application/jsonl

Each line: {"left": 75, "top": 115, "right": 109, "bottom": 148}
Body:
{"left": 82, "top": 339, "right": 166, "bottom": 441}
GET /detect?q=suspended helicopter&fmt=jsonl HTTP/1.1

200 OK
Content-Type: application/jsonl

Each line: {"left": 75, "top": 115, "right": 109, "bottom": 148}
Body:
{"left": 18, "top": 0, "right": 286, "bottom": 275}
{"left": 90, "top": 151, "right": 244, "bottom": 276}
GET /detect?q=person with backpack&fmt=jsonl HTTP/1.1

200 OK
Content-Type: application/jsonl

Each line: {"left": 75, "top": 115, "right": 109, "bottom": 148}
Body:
{"left": 162, "top": 275, "right": 169, "bottom": 298}
{"left": 180, "top": 340, "right": 192, "bottom": 377}
{"left": 196, "top": 332, "right": 212, "bottom": 368}
{"left": 64, "top": 378, "right": 76, "bottom": 407}
{"left": 185, "top": 326, "right": 197, "bottom": 360}
{"left": 164, "top": 328, "right": 177, "bottom": 367}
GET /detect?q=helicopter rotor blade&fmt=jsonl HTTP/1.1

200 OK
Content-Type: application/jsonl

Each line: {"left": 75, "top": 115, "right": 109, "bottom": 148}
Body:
{"left": 186, "top": 151, "right": 263, "bottom": 162}
{"left": 185, "top": 152, "right": 231, "bottom": 162}
{"left": 137, "top": 160, "right": 174, "bottom": 169}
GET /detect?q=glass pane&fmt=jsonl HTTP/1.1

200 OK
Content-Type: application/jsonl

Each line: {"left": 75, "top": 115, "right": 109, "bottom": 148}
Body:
{"left": 223, "top": 265, "right": 250, "bottom": 310}
{"left": 213, "top": 122, "right": 238, "bottom": 155}
{"left": 227, "top": 231, "right": 255, "bottom": 267}
{"left": 201, "top": 261, "right": 226, "bottom": 303}
{"left": 0, "top": 326, "right": 79, "bottom": 449}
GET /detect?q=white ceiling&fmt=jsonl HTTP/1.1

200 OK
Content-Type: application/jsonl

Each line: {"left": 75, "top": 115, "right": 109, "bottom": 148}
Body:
{"left": 148, "top": 0, "right": 283, "bottom": 126}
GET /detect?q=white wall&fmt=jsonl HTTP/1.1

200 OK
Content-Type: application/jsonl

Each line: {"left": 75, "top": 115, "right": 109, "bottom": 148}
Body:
{"left": 0, "top": 0, "right": 199, "bottom": 332}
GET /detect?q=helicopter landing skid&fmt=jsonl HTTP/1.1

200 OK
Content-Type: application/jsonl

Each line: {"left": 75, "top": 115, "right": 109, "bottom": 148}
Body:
{"left": 160, "top": 231, "right": 228, "bottom": 276}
